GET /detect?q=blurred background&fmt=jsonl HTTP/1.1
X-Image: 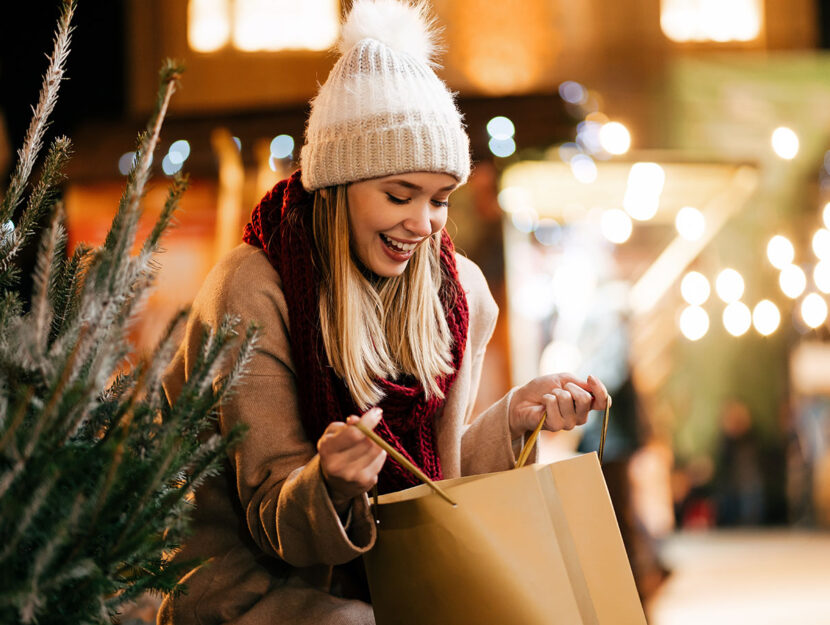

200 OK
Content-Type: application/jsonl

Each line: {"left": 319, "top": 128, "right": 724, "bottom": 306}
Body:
{"left": 2, "top": 0, "right": 830, "bottom": 622}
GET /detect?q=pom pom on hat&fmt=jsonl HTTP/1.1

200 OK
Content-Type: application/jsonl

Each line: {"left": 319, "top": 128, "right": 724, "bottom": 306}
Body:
{"left": 338, "top": 0, "right": 442, "bottom": 67}
{"left": 300, "top": 0, "right": 470, "bottom": 191}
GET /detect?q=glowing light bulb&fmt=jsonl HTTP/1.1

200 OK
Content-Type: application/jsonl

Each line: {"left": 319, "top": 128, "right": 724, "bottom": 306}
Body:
{"left": 598, "top": 122, "right": 631, "bottom": 155}
{"left": 715, "top": 268, "right": 744, "bottom": 303}
{"left": 679, "top": 306, "right": 709, "bottom": 341}
{"left": 801, "top": 293, "right": 828, "bottom": 329}
{"left": 752, "top": 300, "right": 780, "bottom": 336}
{"left": 723, "top": 302, "right": 752, "bottom": 337}
{"left": 681, "top": 271, "right": 710, "bottom": 306}
{"left": 771, "top": 127, "right": 799, "bottom": 160}
{"left": 675, "top": 206, "right": 705, "bottom": 241}
{"left": 779, "top": 264, "right": 807, "bottom": 299}
{"left": 600, "top": 209, "right": 633, "bottom": 244}
{"left": 766, "top": 235, "right": 795, "bottom": 269}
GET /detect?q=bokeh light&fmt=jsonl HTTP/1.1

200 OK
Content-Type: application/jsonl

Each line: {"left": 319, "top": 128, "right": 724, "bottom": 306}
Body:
{"left": 168, "top": 139, "right": 191, "bottom": 164}
{"left": 161, "top": 154, "right": 182, "bottom": 176}
{"left": 489, "top": 137, "right": 517, "bottom": 158}
{"left": 771, "top": 127, "right": 799, "bottom": 160}
{"left": 681, "top": 271, "right": 710, "bottom": 306}
{"left": 487, "top": 116, "right": 515, "bottom": 140}
{"left": 679, "top": 306, "right": 709, "bottom": 341}
{"left": 598, "top": 122, "right": 631, "bottom": 155}
{"left": 715, "top": 268, "right": 744, "bottom": 303}
{"left": 270, "top": 134, "right": 295, "bottom": 159}
{"left": 814, "top": 260, "right": 830, "bottom": 293}
{"left": 675, "top": 206, "right": 705, "bottom": 241}
{"left": 723, "top": 302, "right": 752, "bottom": 337}
{"left": 801, "top": 293, "right": 828, "bottom": 329}
{"left": 570, "top": 154, "right": 598, "bottom": 183}
{"left": 812, "top": 229, "right": 830, "bottom": 260}
{"left": 497, "top": 186, "right": 532, "bottom": 213}
{"left": 767, "top": 235, "right": 795, "bottom": 269}
{"left": 118, "top": 151, "right": 136, "bottom": 176}
{"left": 752, "top": 300, "right": 781, "bottom": 336}
{"left": 823, "top": 202, "right": 830, "bottom": 230}
{"left": 623, "top": 162, "right": 665, "bottom": 221}
{"left": 780, "top": 264, "right": 807, "bottom": 299}
{"left": 558, "top": 81, "right": 587, "bottom": 104}
{"left": 600, "top": 209, "right": 633, "bottom": 244}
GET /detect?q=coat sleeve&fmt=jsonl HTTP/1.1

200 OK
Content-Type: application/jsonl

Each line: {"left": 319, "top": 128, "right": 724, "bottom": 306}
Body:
{"left": 455, "top": 256, "right": 538, "bottom": 475}
{"left": 175, "top": 246, "right": 376, "bottom": 568}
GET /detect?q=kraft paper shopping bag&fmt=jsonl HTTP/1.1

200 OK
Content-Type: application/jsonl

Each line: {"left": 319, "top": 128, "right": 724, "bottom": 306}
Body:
{"left": 360, "top": 404, "right": 647, "bottom": 625}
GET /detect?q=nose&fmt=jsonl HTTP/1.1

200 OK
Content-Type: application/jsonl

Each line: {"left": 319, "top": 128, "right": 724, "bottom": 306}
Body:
{"left": 402, "top": 199, "right": 434, "bottom": 238}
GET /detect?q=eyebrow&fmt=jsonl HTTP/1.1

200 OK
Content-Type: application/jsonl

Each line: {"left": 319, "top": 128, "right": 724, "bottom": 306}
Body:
{"left": 384, "top": 179, "right": 458, "bottom": 192}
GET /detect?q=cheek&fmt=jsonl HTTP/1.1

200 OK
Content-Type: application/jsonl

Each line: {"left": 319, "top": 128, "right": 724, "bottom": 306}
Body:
{"left": 432, "top": 209, "right": 449, "bottom": 234}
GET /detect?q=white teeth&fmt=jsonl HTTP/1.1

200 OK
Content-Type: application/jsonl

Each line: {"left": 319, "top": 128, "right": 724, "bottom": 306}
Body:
{"left": 381, "top": 234, "right": 417, "bottom": 253}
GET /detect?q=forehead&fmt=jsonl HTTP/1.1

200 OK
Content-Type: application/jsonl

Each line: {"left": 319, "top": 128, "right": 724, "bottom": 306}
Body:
{"left": 377, "top": 172, "right": 458, "bottom": 192}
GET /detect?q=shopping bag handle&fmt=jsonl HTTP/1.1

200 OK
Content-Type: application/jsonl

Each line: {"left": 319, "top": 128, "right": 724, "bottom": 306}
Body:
{"left": 353, "top": 421, "right": 457, "bottom": 506}
{"left": 515, "top": 395, "right": 612, "bottom": 469}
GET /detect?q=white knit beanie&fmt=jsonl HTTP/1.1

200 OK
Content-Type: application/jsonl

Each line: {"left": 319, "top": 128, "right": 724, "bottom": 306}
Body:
{"left": 299, "top": 0, "right": 471, "bottom": 191}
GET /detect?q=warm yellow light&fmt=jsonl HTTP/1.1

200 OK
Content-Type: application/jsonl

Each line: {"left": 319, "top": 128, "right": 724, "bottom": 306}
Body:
{"left": 801, "top": 293, "right": 828, "bottom": 329}
{"left": 771, "top": 127, "right": 799, "bottom": 160}
{"left": 813, "top": 229, "right": 830, "bottom": 260}
{"left": 823, "top": 202, "right": 830, "bottom": 230}
{"left": 601, "top": 209, "right": 633, "bottom": 244}
{"left": 675, "top": 206, "right": 705, "bottom": 241}
{"left": 723, "top": 301, "right": 752, "bottom": 336}
{"left": 815, "top": 260, "right": 830, "bottom": 293}
{"left": 623, "top": 163, "right": 665, "bottom": 221}
{"left": 766, "top": 235, "right": 794, "bottom": 269}
{"left": 232, "top": 0, "right": 339, "bottom": 52}
{"left": 780, "top": 264, "right": 807, "bottom": 299}
{"left": 679, "top": 306, "right": 709, "bottom": 341}
{"left": 752, "top": 300, "right": 780, "bottom": 336}
{"left": 660, "top": 0, "right": 762, "bottom": 43}
{"left": 681, "top": 271, "right": 710, "bottom": 306}
{"left": 715, "top": 268, "right": 744, "bottom": 303}
{"left": 497, "top": 186, "right": 532, "bottom": 214}
{"left": 188, "top": 0, "right": 231, "bottom": 52}
{"left": 599, "top": 122, "right": 631, "bottom": 155}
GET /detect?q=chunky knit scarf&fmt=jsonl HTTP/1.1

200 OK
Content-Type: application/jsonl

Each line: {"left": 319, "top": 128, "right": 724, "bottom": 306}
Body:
{"left": 242, "top": 170, "right": 469, "bottom": 493}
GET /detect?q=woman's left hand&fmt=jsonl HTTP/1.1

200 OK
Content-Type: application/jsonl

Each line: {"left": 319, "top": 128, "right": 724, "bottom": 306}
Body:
{"left": 508, "top": 374, "right": 609, "bottom": 440}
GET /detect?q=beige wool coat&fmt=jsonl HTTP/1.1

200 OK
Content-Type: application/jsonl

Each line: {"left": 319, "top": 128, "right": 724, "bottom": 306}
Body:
{"left": 157, "top": 243, "right": 531, "bottom": 625}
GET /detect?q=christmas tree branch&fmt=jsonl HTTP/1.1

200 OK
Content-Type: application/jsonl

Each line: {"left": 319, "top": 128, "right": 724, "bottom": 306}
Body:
{"left": 0, "top": 0, "right": 75, "bottom": 224}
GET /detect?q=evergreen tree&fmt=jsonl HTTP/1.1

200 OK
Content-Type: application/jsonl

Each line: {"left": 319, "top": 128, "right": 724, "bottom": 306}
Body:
{"left": 0, "top": 2, "right": 257, "bottom": 622}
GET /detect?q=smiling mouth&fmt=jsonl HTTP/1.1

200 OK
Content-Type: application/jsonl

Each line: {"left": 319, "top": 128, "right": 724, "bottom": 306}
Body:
{"left": 380, "top": 233, "right": 419, "bottom": 253}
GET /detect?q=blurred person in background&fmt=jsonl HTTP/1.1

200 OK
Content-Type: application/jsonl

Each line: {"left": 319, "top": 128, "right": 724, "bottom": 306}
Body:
{"left": 158, "top": 2, "right": 609, "bottom": 624}
{"left": 714, "top": 399, "right": 765, "bottom": 526}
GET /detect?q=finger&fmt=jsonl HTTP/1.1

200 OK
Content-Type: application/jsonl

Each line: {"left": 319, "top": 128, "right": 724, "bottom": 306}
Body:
{"left": 322, "top": 417, "right": 372, "bottom": 453}
{"left": 587, "top": 375, "right": 610, "bottom": 410}
{"left": 357, "top": 406, "right": 383, "bottom": 430}
{"left": 542, "top": 394, "right": 565, "bottom": 431}
{"left": 565, "top": 382, "right": 593, "bottom": 424}
{"left": 552, "top": 388, "right": 577, "bottom": 429}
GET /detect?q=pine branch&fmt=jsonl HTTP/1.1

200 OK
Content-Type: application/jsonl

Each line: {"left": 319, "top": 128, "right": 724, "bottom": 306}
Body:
{"left": 0, "top": 0, "right": 75, "bottom": 224}
{"left": 29, "top": 209, "right": 66, "bottom": 356}
{"left": 0, "top": 136, "right": 72, "bottom": 286}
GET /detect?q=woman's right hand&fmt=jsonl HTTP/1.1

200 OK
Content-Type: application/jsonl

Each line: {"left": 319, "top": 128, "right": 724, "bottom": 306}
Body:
{"left": 318, "top": 407, "right": 387, "bottom": 515}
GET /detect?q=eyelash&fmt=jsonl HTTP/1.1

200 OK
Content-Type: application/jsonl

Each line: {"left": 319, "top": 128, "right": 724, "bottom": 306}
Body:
{"left": 385, "top": 193, "right": 449, "bottom": 208}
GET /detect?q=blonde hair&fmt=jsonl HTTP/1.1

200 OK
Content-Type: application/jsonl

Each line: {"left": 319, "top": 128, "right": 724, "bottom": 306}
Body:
{"left": 311, "top": 185, "right": 455, "bottom": 410}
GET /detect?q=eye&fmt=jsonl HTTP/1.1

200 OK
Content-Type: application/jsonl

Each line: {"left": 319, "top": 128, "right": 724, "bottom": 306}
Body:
{"left": 385, "top": 193, "right": 409, "bottom": 205}
{"left": 431, "top": 199, "right": 449, "bottom": 208}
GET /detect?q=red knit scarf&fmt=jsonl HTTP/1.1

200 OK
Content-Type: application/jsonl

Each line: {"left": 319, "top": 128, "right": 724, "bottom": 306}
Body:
{"left": 242, "top": 170, "right": 469, "bottom": 493}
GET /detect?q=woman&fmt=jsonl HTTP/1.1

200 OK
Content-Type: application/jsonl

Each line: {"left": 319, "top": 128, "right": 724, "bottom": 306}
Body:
{"left": 158, "top": 1, "right": 608, "bottom": 623}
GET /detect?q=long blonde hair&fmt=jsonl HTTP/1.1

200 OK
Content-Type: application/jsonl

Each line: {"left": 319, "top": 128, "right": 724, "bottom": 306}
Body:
{"left": 311, "top": 185, "right": 455, "bottom": 410}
